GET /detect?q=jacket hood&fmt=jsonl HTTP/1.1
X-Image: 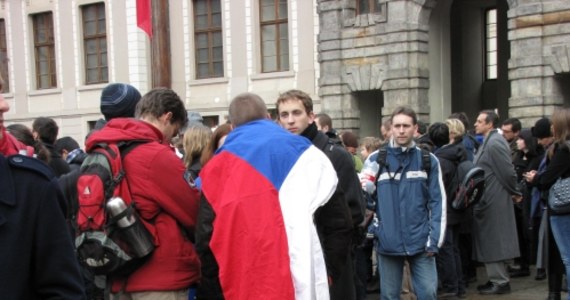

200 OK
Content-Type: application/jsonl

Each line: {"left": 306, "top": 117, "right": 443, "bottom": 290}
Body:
{"left": 85, "top": 118, "right": 162, "bottom": 150}
{"left": 435, "top": 142, "right": 467, "bottom": 164}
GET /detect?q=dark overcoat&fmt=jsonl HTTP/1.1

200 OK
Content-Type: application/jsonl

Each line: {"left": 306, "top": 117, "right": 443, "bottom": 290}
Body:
{"left": 473, "top": 130, "right": 521, "bottom": 262}
{"left": 0, "top": 154, "right": 85, "bottom": 299}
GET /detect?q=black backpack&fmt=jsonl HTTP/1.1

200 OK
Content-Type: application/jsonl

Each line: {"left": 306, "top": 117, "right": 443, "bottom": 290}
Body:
{"left": 450, "top": 160, "right": 485, "bottom": 210}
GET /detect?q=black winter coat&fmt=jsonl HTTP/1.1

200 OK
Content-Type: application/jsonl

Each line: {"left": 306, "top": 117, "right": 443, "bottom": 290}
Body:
{"left": 533, "top": 142, "right": 570, "bottom": 214}
{"left": 302, "top": 123, "right": 361, "bottom": 300}
{"left": 0, "top": 154, "right": 85, "bottom": 299}
{"left": 45, "top": 143, "right": 71, "bottom": 177}
{"left": 434, "top": 140, "right": 468, "bottom": 226}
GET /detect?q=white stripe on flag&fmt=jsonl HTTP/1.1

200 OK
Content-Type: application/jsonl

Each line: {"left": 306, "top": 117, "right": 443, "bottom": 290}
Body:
{"left": 279, "top": 146, "right": 337, "bottom": 300}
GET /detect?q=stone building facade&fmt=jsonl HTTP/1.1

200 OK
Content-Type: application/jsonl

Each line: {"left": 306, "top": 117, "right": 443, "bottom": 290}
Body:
{"left": 318, "top": 0, "right": 570, "bottom": 137}
{"left": 2, "top": 0, "right": 569, "bottom": 142}
{"left": 0, "top": 0, "right": 321, "bottom": 145}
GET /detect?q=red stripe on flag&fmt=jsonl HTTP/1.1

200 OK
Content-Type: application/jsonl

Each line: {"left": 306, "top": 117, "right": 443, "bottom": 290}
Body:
{"left": 136, "top": 0, "right": 152, "bottom": 38}
{"left": 202, "top": 152, "right": 295, "bottom": 300}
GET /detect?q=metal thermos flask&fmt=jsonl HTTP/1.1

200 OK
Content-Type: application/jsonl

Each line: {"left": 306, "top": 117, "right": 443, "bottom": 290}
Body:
{"left": 107, "top": 197, "right": 136, "bottom": 227}
{"left": 106, "top": 197, "right": 155, "bottom": 257}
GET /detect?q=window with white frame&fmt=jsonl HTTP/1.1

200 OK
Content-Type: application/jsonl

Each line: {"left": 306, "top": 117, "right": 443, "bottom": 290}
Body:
{"left": 486, "top": 8, "right": 497, "bottom": 80}
{"left": 260, "top": 0, "right": 289, "bottom": 73}
{"left": 82, "top": 2, "right": 108, "bottom": 84}
{"left": 194, "top": 0, "right": 224, "bottom": 79}
{"left": 32, "top": 12, "right": 57, "bottom": 89}
{"left": 0, "top": 19, "right": 9, "bottom": 93}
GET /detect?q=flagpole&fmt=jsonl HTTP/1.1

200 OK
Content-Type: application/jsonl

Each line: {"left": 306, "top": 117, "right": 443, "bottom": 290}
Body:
{"left": 150, "top": 0, "right": 171, "bottom": 88}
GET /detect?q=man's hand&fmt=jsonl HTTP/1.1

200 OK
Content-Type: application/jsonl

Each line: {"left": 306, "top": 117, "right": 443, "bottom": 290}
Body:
{"left": 524, "top": 170, "right": 537, "bottom": 183}
{"left": 512, "top": 194, "right": 523, "bottom": 203}
{"left": 426, "top": 252, "right": 436, "bottom": 257}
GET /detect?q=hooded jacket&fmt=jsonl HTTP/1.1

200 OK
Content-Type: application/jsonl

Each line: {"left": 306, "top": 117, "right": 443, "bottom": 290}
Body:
{"left": 86, "top": 118, "right": 201, "bottom": 293}
{"left": 375, "top": 140, "right": 446, "bottom": 256}
{"left": 433, "top": 140, "right": 468, "bottom": 225}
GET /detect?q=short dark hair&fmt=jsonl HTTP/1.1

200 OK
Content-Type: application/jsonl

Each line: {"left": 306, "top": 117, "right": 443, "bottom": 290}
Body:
{"left": 32, "top": 117, "right": 59, "bottom": 144}
{"left": 315, "top": 113, "right": 333, "bottom": 129}
{"left": 502, "top": 118, "right": 522, "bottom": 133}
{"left": 391, "top": 106, "right": 417, "bottom": 125}
{"left": 479, "top": 110, "right": 500, "bottom": 128}
{"left": 6, "top": 124, "right": 35, "bottom": 146}
{"left": 55, "top": 136, "right": 80, "bottom": 154}
{"left": 135, "top": 88, "right": 188, "bottom": 128}
{"left": 228, "top": 92, "right": 268, "bottom": 127}
{"left": 276, "top": 89, "right": 313, "bottom": 114}
{"left": 417, "top": 120, "right": 428, "bottom": 135}
{"left": 428, "top": 122, "right": 450, "bottom": 148}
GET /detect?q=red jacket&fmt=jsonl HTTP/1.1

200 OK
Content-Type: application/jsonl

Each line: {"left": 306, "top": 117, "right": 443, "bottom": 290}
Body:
{"left": 86, "top": 118, "right": 201, "bottom": 292}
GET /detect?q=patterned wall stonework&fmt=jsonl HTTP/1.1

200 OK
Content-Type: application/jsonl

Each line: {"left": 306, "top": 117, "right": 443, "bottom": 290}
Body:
{"left": 318, "top": 0, "right": 434, "bottom": 131}
{"left": 508, "top": 1, "right": 570, "bottom": 126}
{"left": 548, "top": 44, "right": 570, "bottom": 74}
{"left": 319, "top": 0, "right": 570, "bottom": 131}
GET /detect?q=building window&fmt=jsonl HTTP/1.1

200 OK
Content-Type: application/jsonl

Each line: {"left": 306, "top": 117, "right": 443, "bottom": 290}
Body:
{"left": 82, "top": 3, "right": 108, "bottom": 84}
{"left": 32, "top": 12, "right": 57, "bottom": 89}
{"left": 0, "top": 19, "right": 9, "bottom": 93}
{"left": 356, "top": 0, "right": 378, "bottom": 15}
{"left": 194, "top": 0, "right": 223, "bottom": 79}
{"left": 260, "top": 0, "right": 288, "bottom": 73}
{"left": 486, "top": 8, "right": 497, "bottom": 80}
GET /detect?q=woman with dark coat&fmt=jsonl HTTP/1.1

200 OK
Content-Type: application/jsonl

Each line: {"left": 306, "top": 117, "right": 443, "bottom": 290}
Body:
{"left": 510, "top": 129, "right": 544, "bottom": 277}
{"left": 431, "top": 120, "right": 469, "bottom": 298}
{"left": 527, "top": 108, "right": 570, "bottom": 300}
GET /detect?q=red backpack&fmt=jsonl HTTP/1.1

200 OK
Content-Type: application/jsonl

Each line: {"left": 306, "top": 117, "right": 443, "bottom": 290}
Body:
{"left": 75, "top": 141, "right": 155, "bottom": 276}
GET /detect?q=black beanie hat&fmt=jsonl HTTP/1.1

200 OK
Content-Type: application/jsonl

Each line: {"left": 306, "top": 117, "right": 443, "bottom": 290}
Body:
{"left": 531, "top": 118, "right": 552, "bottom": 139}
{"left": 100, "top": 83, "right": 142, "bottom": 120}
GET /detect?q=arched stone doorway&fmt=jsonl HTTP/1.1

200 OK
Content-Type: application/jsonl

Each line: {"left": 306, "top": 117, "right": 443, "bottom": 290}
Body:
{"left": 428, "top": 0, "right": 511, "bottom": 125}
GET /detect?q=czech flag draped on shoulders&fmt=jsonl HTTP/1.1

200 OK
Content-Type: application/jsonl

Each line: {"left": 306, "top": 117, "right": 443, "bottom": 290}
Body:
{"left": 199, "top": 119, "right": 337, "bottom": 300}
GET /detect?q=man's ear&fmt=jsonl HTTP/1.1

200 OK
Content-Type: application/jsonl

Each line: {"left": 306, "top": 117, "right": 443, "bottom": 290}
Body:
{"left": 308, "top": 111, "right": 316, "bottom": 124}
{"left": 160, "top": 112, "right": 173, "bottom": 124}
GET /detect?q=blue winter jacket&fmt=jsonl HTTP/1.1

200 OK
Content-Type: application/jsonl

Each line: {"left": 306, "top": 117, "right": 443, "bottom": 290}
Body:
{"left": 374, "top": 141, "right": 446, "bottom": 256}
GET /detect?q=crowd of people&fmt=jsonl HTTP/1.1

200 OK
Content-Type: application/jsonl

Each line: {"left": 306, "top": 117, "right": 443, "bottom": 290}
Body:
{"left": 0, "top": 74, "right": 569, "bottom": 300}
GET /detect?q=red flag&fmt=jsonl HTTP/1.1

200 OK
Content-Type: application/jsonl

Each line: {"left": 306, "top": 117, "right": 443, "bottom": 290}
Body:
{"left": 136, "top": 0, "right": 152, "bottom": 38}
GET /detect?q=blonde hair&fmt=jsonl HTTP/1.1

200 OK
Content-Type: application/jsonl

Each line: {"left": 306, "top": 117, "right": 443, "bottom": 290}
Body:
{"left": 446, "top": 118, "right": 465, "bottom": 138}
{"left": 182, "top": 126, "right": 212, "bottom": 169}
{"left": 200, "top": 123, "right": 232, "bottom": 166}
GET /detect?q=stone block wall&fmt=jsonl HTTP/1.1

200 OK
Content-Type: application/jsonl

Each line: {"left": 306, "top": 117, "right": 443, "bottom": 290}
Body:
{"left": 319, "top": 0, "right": 570, "bottom": 132}
{"left": 508, "top": 0, "right": 570, "bottom": 127}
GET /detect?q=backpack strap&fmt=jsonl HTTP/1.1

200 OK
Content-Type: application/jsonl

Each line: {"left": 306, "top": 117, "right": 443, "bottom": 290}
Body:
{"left": 321, "top": 138, "right": 336, "bottom": 160}
{"left": 117, "top": 140, "right": 147, "bottom": 157}
{"left": 374, "top": 146, "right": 388, "bottom": 188}
{"left": 420, "top": 148, "right": 431, "bottom": 175}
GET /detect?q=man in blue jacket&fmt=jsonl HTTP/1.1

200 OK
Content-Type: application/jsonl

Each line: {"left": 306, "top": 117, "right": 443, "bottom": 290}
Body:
{"left": 375, "top": 106, "right": 446, "bottom": 300}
